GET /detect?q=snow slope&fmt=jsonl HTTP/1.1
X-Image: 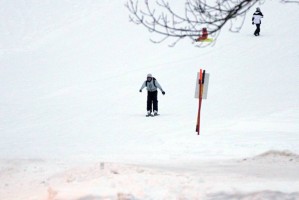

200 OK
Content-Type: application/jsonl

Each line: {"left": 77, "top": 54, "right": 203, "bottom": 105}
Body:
{"left": 0, "top": 0, "right": 299, "bottom": 199}
{"left": 1, "top": 152, "right": 299, "bottom": 200}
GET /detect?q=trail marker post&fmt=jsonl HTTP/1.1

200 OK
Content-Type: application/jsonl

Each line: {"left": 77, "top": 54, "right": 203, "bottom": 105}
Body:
{"left": 195, "top": 69, "right": 209, "bottom": 135}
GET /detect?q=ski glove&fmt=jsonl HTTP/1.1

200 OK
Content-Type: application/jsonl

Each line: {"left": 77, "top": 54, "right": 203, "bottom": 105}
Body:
{"left": 139, "top": 89, "right": 142, "bottom": 93}
{"left": 162, "top": 91, "right": 165, "bottom": 95}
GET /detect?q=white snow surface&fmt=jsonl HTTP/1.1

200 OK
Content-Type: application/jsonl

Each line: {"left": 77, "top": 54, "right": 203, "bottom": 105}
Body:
{"left": 0, "top": 1, "right": 299, "bottom": 199}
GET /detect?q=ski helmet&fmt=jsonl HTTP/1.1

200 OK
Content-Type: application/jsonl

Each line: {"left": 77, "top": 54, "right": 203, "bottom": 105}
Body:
{"left": 147, "top": 73, "right": 152, "bottom": 78}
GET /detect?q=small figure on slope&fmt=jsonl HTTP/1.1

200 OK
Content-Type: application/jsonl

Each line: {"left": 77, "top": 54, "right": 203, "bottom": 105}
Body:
{"left": 252, "top": 7, "right": 264, "bottom": 36}
{"left": 139, "top": 74, "right": 165, "bottom": 117}
{"left": 195, "top": 27, "right": 208, "bottom": 42}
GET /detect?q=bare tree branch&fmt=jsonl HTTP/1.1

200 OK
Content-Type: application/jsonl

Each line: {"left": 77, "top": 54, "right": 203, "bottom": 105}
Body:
{"left": 125, "top": 0, "right": 299, "bottom": 47}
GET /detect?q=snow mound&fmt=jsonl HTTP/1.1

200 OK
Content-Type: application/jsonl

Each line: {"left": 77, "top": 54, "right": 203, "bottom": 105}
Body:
{"left": 1, "top": 160, "right": 299, "bottom": 200}
{"left": 207, "top": 191, "right": 299, "bottom": 200}
{"left": 242, "top": 150, "right": 299, "bottom": 163}
{"left": 257, "top": 150, "right": 299, "bottom": 159}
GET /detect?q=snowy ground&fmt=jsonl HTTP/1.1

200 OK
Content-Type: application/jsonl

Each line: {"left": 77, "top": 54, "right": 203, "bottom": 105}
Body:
{"left": 0, "top": 1, "right": 299, "bottom": 199}
{"left": 1, "top": 151, "right": 299, "bottom": 199}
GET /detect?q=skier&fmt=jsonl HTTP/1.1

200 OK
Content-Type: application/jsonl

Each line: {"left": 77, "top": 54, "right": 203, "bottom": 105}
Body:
{"left": 252, "top": 7, "right": 264, "bottom": 36}
{"left": 139, "top": 74, "right": 165, "bottom": 117}
{"left": 195, "top": 27, "right": 208, "bottom": 42}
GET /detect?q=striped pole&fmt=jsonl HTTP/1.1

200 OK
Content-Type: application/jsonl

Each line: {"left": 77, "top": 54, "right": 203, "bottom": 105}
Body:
{"left": 196, "top": 69, "right": 203, "bottom": 134}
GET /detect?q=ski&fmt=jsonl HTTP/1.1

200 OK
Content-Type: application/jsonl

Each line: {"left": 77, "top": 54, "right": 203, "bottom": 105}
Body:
{"left": 145, "top": 113, "right": 159, "bottom": 117}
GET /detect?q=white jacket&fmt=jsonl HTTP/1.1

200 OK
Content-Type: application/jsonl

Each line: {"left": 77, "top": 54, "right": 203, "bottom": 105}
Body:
{"left": 252, "top": 11, "right": 263, "bottom": 24}
{"left": 140, "top": 78, "right": 164, "bottom": 92}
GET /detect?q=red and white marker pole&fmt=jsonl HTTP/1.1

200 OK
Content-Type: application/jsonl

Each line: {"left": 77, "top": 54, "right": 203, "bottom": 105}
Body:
{"left": 196, "top": 69, "right": 206, "bottom": 135}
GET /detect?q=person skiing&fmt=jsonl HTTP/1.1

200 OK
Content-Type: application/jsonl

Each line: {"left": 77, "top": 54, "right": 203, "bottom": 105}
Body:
{"left": 139, "top": 74, "right": 165, "bottom": 116}
{"left": 252, "top": 7, "right": 264, "bottom": 36}
{"left": 195, "top": 27, "right": 208, "bottom": 42}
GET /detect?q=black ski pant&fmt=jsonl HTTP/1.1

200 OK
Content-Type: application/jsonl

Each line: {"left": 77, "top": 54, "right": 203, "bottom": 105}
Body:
{"left": 254, "top": 24, "right": 261, "bottom": 35}
{"left": 147, "top": 90, "right": 158, "bottom": 112}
